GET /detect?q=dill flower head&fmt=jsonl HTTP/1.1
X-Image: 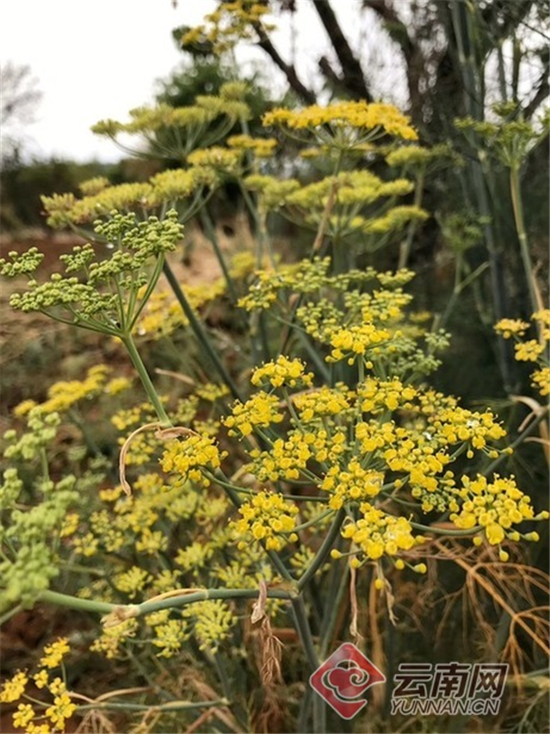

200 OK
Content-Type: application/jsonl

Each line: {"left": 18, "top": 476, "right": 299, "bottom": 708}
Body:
{"left": 184, "top": 599, "right": 236, "bottom": 652}
{"left": 39, "top": 637, "right": 70, "bottom": 669}
{"left": 181, "top": 1, "right": 275, "bottom": 54}
{"left": 321, "top": 463, "right": 384, "bottom": 509}
{"left": 494, "top": 318, "right": 530, "bottom": 339}
{"left": 223, "top": 392, "right": 284, "bottom": 437}
{"left": 263, "top": 100, "right": 418, "bottom": 146}
{"left": 342, "top": 503, "right": 421, "bottom": 561}
{"left": 251, "top": 355, "right": 314, "bottom": 389}
{"left": 0, "top": 670, "right": 28, "bottom": 702}
{"left": 227, "top": 133, "right": 277, "bottom": 158}
{"left": 160, "top": 433, "right": 228, "bottom": 486}
{"left": 450, "top": 474, "right": 544, "bottom": 547}
{"left": 232, "top": 491, "right": 299, "bottom": 551}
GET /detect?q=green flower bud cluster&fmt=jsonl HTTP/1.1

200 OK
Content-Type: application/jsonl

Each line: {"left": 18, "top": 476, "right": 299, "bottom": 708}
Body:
{"left": 385, "top": 143, "right": 458, "bottom": 171}
{"left": 0, "top": 473, "right": 78, "bottom": 611}
{"left": 0, "top": 247, "right": 44, "bottom": 278}
{"left": 5, "top": 210, "right": 183, "bottom": 338}
{"left": 455, "top": 106, "right": 548, "bottom": 169}
{"left": 9, "top": 276, "right": 118, "bottom": 319}
{"left": 238, "top": 257, "right": 412, "bottom": 312}
{"left": 3, "top": 411, "right": 61, "bottom": 462}
{"left": 0, "top": 468, "right": 23, "bottom": 510}
{"left": 243, "top": 171, "right": 426, "bottom": 242}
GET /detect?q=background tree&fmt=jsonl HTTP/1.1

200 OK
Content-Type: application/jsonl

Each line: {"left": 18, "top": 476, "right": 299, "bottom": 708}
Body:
{"left": 178, "top": 0, "right": 549, "bottom": 394}
{"left": 1, "top": 61, "right": 42, "bottom": 164}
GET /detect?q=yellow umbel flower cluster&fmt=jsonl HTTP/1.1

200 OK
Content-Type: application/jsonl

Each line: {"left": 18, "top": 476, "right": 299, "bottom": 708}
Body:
{"left": 223, "top": 391, "right": 284, "bottom": 436}
{"left": 0, "top": 638, "right": 76, "bottom": 733}
{"left": 251, "top": 356, "right": 314, "bottom": 389}
{"left": 328, "top": 323, "right": 392, "bottom": 364}
{"left": 339, "top": 503, "right": 422, "bottom": 562}
{"left": 263, "top": 101, "right": 418, "bottom": 142}
{"left": 495, "top": 310, "right": 549, "bottom": 396}
{"left": 22, "top": 365, "right": 112, "bottom": 415}
{"left": 161, "top": 433, "right": 228, "bottom": 486}
{"left": 450, "top": 474, "right": 547, "bottom": 553}
{"left": 321, "top": 463, "right": 384, "bottom": 509}
{"left": 293, "top": 384, "right": 352, "bottom": 421}
{"left": 184, "top": 599, "right": 236, "bottom": 653}
{"left": 228, "top": 134, "right": 277, "bottom": 158}
{"left": 182, "top": 1, "right": 275, "bottom": 54}
{"left": 232, "top": 491, "right": 299, "bottom": 551}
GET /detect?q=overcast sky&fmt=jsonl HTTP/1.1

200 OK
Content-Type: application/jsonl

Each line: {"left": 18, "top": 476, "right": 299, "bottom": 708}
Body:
{"left": 0, "top": 1, "right": 218, "bottom": 161}
{"left": 0, "top": 1, "right": 405, "bottom": 163}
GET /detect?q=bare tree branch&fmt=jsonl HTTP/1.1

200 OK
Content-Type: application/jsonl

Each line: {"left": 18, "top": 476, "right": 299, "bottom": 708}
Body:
{"left": 312, "top": 0, "right": 371, "bottom": 101}
{"left": 252, "top": 22, "right": 317, "bottom": 104}
{"left": 363, "top": 0, "right": 426, "bottom": 118}
{"left": 318, "top": 56, "right": 345, "bottom": 94}
{"left": 523, "top": 59, "right": 550, "bottom": 119}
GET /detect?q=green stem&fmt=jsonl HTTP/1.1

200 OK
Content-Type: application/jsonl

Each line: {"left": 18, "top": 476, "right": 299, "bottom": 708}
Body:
{"left": 482, "top": 405, "right": 549, "bottom": 477}
{"left": 298, "top": 508, "right": 345, "bottom": 591}
{"left": 199, "top": 208, "right": 239, "bottom": 303}
{"left": 75, "top": 699, "right": 228, "bottom": 712}
{"left": 290, "top": 595, "right": 319, "bottom": 671}
{"left": 135, "top": 587, "right": 292, "bottom": 618}
{"left": 319, "top": 563, "right": 349, "bottom": 659}
{"left": 509, "top": 164, "right": 538, "bottom": 315}
{"left": 409, "top": 522, "right": 483, "bottom": 536}
{"left": 39, "top": 590, "right": 115, "bottom": 615}
{"left": 162, "top": 261, "right": 242, "bottom": 401}
{"left": 128, "top": 254, "right": 165, "bottom": 330}
{"left": 0, "top": 604, "right": 23, "bottom": 626}
{"left": 121, "top": 332, "right": 171, "bottom": 425}
{"left": 398, "top": 170, "right": 425, "bottom": 270}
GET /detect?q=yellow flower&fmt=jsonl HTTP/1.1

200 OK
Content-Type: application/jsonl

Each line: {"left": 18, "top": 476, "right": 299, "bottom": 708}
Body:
{"left": 59, "top": 512, "right": 79, "bottom": 538}
{"left": 37, "top": 365, "right": 110, "bottom": 414}
{"left": 33, "top": 670, "right": 49, "bottom": 689}
{"left": 532, "top": 367, "right": 549, "bottom": 396}
{"left": 114, "top": 566, "right": 151, "bottom": 598}
{"left": 0, "top": 670, "right": 28, "bottom": 702}
{"left": 515, "top": 339, "right": 544, "bottom": 362}
{"left": 232, "top": 491, "right": 299, "bottom": 551}
{"left": 341, "top": 503, "right": 420, "bottom": 560}
{"left": 39, "top": 637, "right": 70, "bottom": 669}
{"left": 321, "top": 463, "right": 384, "bottom": 508}
{"left": 161, "top": 433, "right": 227, "bottom": 486}
{"left": 263, "top": 101, "right": 418, "bottom": 142}
{"left": 185, "top": 600, "right": 236, "bottom": 653}
{"left": 152, "top": 619, "right": 189, "bottom": 658}
{"left": 251, "top": 355, "right": 313, "bottom": 389}
{"left": 45, "top": 691, "right": 77, "bottom": 728}
{"left": 13, "top": 399, "right": 37, "bottom": 417}
{"left": 91, "top": 619, "right": 138, "bottom": 659}
{"left": 223, "top": 392, "right": 283, "bottom": 436}
{"left": 494, "top": 318, "right": 529, "bottom": 338}
{"left": 13, "top": 703, "right": 35, "bottom": 729}
{"left": 26, "top": 723, "right": 52, "bottom": 734}
{"left": 450, "top": 474, "right": 539, "bottom": 549}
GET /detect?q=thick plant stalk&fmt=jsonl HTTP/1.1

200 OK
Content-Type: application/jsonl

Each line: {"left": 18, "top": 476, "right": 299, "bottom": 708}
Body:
{"left": 121, "top": 332, "right": 171, "bottom": 426}
{"left": 509, "top": 163, "right": 539, "bottom": 316}
{"left": 162, "top": 260, "right": 242, "bottom": 400}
